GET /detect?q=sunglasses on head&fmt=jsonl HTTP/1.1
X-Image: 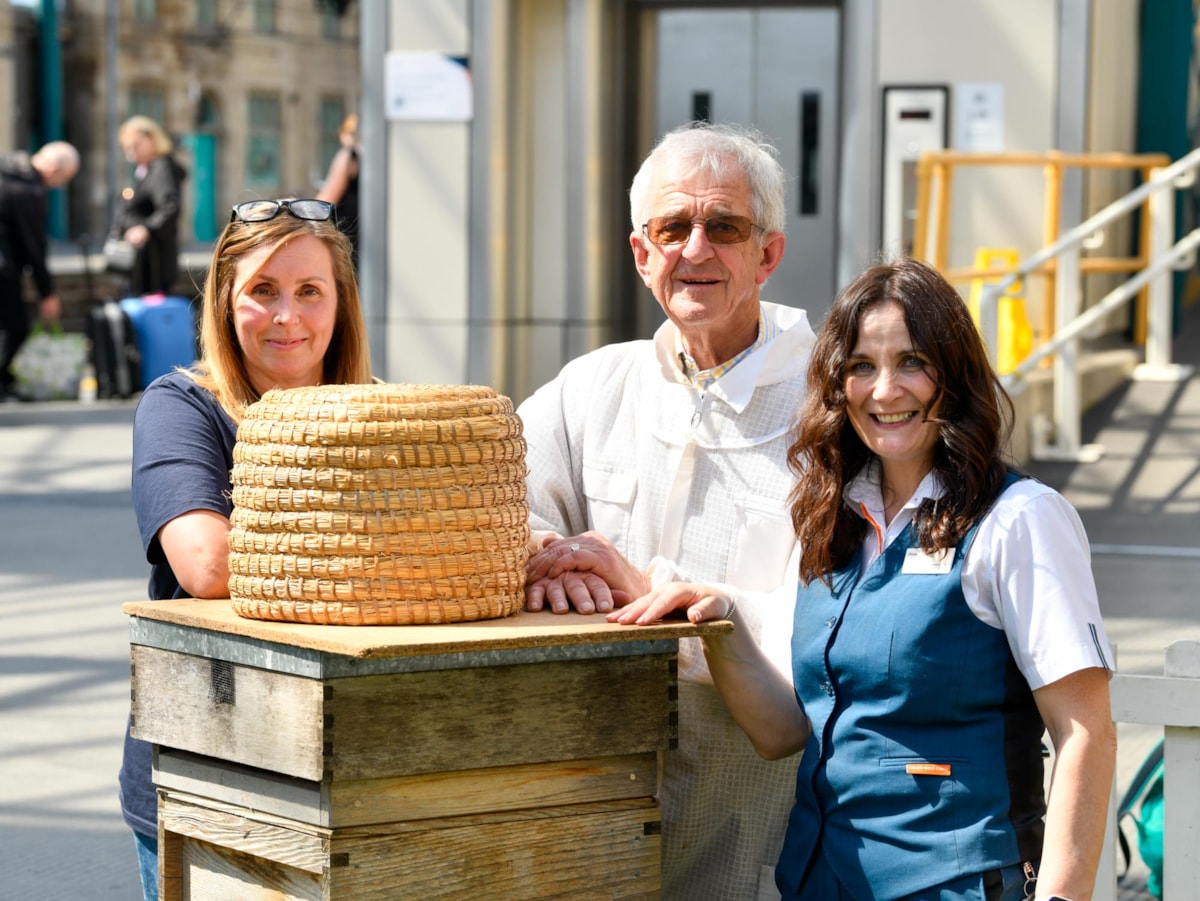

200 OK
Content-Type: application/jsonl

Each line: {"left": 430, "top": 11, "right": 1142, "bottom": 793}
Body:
{"left": 642, "top": 214, "right": 761, "bottom": 246}
{"left": 230, "top": 199, "right": 335, "bottom": 224}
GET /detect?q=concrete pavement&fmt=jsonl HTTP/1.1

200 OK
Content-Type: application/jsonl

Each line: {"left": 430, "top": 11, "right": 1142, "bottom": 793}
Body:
{"left": 1, "top": 400, "right": 146, "bottom": 899}
{"left": 4, "top": 292, "right": 1200, "bottom": 897}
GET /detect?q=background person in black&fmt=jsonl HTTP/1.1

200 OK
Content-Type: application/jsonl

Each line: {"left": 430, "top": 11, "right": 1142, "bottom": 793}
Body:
{"left": 316, "top": 113, "right": 360, "bottom": 265}
{"left": 112, "top": 116, "right": 187, "bottom": 296}
{"left": 0, "top": 141, "right": 79, "bottom": 400}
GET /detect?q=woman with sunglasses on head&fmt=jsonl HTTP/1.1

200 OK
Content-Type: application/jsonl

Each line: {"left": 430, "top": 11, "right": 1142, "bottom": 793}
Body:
{"left": 118, "top": 198, "right": 372, "bottom": 900}
{"left": 611, "top": 257, "right": 1115, "bottom": 901}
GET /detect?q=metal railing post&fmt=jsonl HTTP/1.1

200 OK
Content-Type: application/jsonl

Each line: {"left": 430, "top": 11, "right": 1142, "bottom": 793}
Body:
{"left": 1038, "top": 245, "right": 1104, "bottom": 461}
{"left": 979, "top": 282, "right": 1001, "bottom": 367}
{"left": 1135, "top": 169, "right": 1186, "bottom": 379}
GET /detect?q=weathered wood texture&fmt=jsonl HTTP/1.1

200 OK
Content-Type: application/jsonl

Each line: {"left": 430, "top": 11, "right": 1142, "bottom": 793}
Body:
{"left": 133, "top": 598, "right": 704, "bottom": 899}
{"left": 124, "top": 597, "right": 730, "bottom": 658}
{"left": 160, "top": 791, "right": 661, "bottom": 900}
{"left": 135, "top": 647, "right": 676, "bottom": 783}
{"left": 133, "top": 646, "right": 325, "bottom": 779}
{"left": 157, "top": 747, "right": 658, "bottom": 828}
{"left": 324, "top": 654, "right": 675, "bottom": 778}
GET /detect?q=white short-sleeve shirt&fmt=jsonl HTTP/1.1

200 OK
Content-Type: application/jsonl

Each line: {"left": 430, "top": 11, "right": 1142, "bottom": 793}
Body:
{"left": 846, "top": 465, "right": 1112, "bottom": 691}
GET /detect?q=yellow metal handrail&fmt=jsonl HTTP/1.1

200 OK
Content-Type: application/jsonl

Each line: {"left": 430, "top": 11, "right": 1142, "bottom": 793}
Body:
{"left": 912, "top": 150, "right": 1171, "bottom": 345}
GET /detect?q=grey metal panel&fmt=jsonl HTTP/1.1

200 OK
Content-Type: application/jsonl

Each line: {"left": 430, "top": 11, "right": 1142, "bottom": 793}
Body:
{"left": 360, "top": 1, "right": 389, "bottom": 376}
{"left": 756, "top": 8, "right": 840, "bottom": 314}
{"left": 838, "top": 0, "right": 880, "bottom": 293}
{"left": 1057, "top": 0, "right": 1092, "bottom": 232}
{"left": 652, "top": 8, "right": 841, "bottom": 319}
{"left": 128, "top": 618, "right": 679, "bottom": 678}
{"left": 655, "top": 11, "right": 754, "bottom": 128}
{"left": 468, "top": 0, "right": 505, "bottom": 385}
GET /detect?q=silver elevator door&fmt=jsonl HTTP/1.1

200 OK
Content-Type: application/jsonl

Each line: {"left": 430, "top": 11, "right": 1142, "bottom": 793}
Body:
{"left": 655, "top": 7, "right": 841, "bottom": 321}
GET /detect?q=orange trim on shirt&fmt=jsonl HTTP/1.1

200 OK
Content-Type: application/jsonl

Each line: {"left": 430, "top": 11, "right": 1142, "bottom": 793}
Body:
{"left": 860, "top": 501, "right": 883, "bottom": 553}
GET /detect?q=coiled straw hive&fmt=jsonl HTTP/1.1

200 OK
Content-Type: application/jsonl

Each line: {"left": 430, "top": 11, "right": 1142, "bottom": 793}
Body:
{"left": 227, "top": 383, "right": 529, "bottom": 625}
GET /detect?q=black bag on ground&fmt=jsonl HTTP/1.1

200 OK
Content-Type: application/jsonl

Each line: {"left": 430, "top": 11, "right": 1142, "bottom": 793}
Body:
{"left": 89, "top": 299, "right": 140, "bottom": 399}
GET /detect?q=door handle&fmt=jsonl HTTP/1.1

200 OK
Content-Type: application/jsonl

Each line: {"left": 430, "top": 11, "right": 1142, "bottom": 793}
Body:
{"left": 800, "top": 91, "right": 820, "bottom": 216}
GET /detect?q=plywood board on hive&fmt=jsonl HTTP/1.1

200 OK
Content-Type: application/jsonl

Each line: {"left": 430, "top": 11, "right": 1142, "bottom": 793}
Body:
{"left": 124, "top": 597, "right": 730, "bottom": 659}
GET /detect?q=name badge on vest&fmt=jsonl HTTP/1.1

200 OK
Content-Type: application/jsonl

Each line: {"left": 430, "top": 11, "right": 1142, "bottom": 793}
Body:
{"left": 901, "top": 546, "right": 954, "bottom": 574}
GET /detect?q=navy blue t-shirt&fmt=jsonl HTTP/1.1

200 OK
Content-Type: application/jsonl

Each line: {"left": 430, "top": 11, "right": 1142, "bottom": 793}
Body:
{"left": 120, "top": 369, "right": 239, "bottom": 835}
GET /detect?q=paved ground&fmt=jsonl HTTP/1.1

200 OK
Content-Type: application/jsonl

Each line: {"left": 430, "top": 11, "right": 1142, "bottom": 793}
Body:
{"left": 4, "top": 298, "right": 1199, "bottom": 897}
{"left": 1, "top": 400, "right": 146, "bottom": 899}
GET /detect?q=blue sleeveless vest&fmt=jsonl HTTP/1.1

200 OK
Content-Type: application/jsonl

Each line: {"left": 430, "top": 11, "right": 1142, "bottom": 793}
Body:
{"left": 777, "top": 474, "right": 1045, "bottom": 900}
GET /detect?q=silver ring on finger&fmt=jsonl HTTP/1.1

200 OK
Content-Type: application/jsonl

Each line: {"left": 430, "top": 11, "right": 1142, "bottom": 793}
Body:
{"left": 570, "top": 542, "right": 580, "bottom": 552}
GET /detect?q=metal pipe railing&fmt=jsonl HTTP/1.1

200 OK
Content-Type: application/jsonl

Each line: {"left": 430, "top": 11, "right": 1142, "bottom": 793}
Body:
{"left": 978, "top": 146, "right": 1200, "bottom": 461}
{"left": 1000, "top": 228, "right": 1200, "bottom": 390}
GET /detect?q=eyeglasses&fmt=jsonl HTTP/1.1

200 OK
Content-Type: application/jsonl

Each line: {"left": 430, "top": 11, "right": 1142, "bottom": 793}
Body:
{"left": 642, "top": 215, "right": 761, "bottom": 246}
{"left": 230, "top": 199, "right": 335, "bottom": 224}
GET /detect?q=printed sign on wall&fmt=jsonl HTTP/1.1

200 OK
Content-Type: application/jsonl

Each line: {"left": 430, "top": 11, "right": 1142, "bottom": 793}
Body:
{"left": 954, "top": 82, "right": 1005, "bottom": 152}
{"left": 385, "top": 53, "right": 473, "bottom": 122}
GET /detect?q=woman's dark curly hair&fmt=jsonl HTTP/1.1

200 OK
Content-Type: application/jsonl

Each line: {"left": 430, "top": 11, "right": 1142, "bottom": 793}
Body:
{"left": 786, "top": 257, "right": 1015, "bottom": 585}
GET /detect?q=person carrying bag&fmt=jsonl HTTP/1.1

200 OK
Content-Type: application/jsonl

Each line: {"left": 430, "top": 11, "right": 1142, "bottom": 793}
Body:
{"left": 110, "top": 116, "right": 186, "bottom": 296}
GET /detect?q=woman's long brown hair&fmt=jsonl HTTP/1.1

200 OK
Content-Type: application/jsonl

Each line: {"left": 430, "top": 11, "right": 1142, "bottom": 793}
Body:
{"left": 786, "top": 257, "right": 1015, "bottom": 585}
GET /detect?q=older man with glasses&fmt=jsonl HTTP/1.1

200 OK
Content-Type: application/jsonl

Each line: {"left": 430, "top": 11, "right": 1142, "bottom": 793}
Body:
{"left": 518, "top": 121, "right": 816, "bottom": 901}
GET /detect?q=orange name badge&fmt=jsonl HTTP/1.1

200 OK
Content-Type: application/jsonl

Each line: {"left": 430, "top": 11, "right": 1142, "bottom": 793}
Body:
{"left": 906, "top": 762, "right": 952, "bottom": 777}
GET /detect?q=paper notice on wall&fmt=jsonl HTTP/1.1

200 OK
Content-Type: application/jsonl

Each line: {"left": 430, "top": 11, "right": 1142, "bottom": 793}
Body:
{"left": 385, "top": 52, "right": 473, "bottom": 122}
{"left": 953, "top": 82, "right": 1005, "bottom": 152}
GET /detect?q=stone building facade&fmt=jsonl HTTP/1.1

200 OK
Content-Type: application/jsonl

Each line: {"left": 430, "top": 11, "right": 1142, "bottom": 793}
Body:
{"left": 14, "top": 0, "right": 360, "bottom": 247}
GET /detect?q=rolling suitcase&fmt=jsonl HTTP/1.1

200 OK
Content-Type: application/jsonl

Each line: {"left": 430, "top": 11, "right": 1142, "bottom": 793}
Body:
{"left": 118, "top": 295, "right": 197, "bottom": 389}
{"left": 89, "top": 299, "right": 139, "bottom": 399}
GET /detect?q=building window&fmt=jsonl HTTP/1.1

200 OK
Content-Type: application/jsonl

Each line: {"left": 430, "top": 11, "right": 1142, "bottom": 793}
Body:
{"left": 319, "top": 97, "right": 345, "bottom": 173}
{"left": 195, "top": 0, "right": 217, "bottom": 28}
{"left": 246, "top": 93, "right": 281, "bottom": 191}
{"left": 197, "top": 93, "right": 219, "bottom": 130}
{"left": 133, "top": 0, "right": 156, "bottom": 22}
{"left": 319, "top": 0, "right": 340, "bottom": 39}
{"left": 127, "top": 89, "right": 166, "bottom": 128}
{"left": 253, "top": 0, "right": 275, "bottom": 34}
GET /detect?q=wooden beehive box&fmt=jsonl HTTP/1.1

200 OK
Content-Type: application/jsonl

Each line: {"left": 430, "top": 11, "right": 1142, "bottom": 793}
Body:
{"left": 126, "top": 599, "right": 728, "bottom": 900}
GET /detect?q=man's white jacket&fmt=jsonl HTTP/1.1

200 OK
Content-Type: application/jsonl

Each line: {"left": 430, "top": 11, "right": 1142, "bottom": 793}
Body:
{"left": 518, "top": 300, "right": 816, "bottom": 901}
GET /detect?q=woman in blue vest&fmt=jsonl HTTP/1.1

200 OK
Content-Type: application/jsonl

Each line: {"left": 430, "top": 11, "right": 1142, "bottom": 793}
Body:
{"left": 611, "top": 257, "right": 1115, "bottom": 901}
